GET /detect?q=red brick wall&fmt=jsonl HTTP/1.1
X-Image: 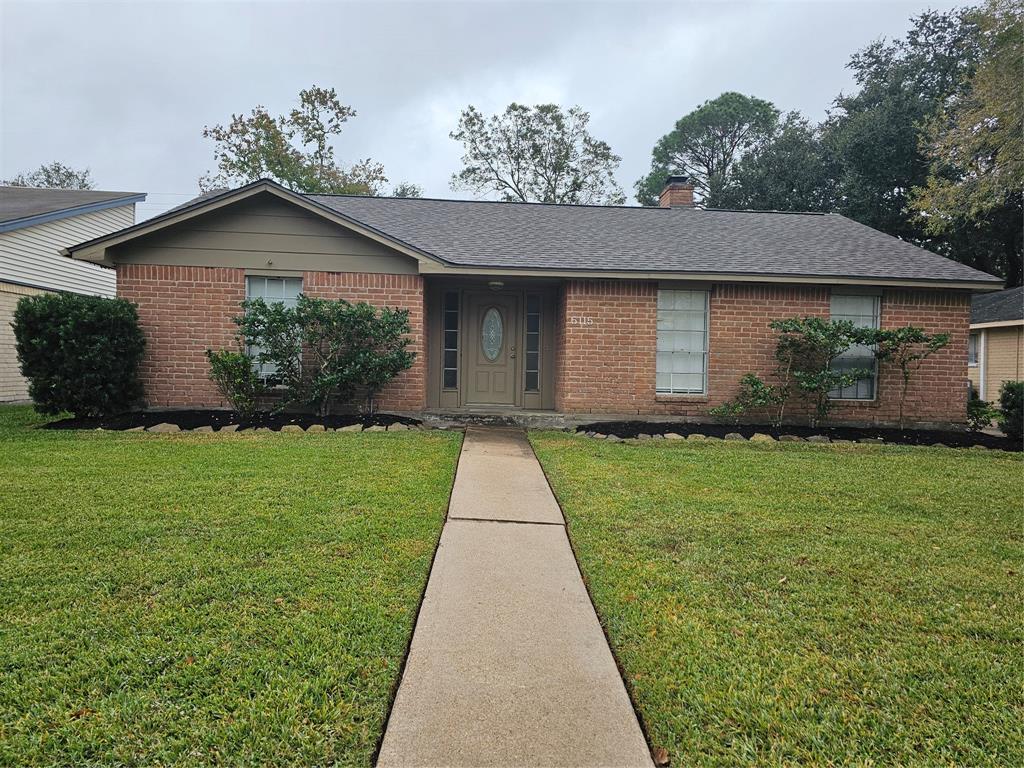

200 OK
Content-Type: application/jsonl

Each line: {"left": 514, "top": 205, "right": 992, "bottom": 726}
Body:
{"left": 118, "top": 265, "right": 245, "bottom": 407}
{"left": 555, "top": 279, "right": 971, "bottom": 426}
{"left": 302, "top": 271, "right": 426, "bottom": 410}
{"left": 117, "top": 265, "right": 425, "bottom": 411}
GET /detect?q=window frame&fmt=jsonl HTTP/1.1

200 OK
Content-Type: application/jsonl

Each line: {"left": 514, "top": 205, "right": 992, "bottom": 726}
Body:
{"left": 244, "top": 275, "right": 303, "bottom": 383}
{"left": 655, "top": 288, "right": 709, "bottom": 396}
{"left": 828, "top": 293, "right": 881, "bottom": 401}
{"left": 968, "top": 332, "right": 979, "bottom": 367}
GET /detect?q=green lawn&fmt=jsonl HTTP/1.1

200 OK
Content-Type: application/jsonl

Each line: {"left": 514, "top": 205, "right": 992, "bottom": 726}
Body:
{"left": 531, "top": 433, "right": 1023, "bottom": 767}
{"left": 0, "top": 406, "right": 461, "bottom": 767}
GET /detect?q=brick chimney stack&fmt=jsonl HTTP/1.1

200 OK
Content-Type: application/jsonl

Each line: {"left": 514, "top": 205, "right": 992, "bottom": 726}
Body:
{"left": 659, "top": 175, "right": 695, "bottom": 208}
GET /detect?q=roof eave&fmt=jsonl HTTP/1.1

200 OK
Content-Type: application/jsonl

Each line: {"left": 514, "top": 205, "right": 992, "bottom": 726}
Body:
{"left": 0, "top": 193, "right": 147, "bottom": 234}
{"left": 64, "top": 179, "right": 447, "bottom": 268}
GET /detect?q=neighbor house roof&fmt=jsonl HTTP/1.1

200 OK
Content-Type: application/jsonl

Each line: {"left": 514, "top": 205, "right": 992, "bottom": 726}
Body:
{"left": 971, "top": 286, "right": 1023, "bottom": 326}
{"left": 65, "top": 179, "right": 1002, "bottom": 289}
{"left": 0, "top": 186, "right": 146, "bottom": 233}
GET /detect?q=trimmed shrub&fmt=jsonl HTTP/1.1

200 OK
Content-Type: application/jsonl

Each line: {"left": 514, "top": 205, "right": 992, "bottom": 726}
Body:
{"left": 966, "top": 395, "right": 997, "bottom": 431}
{"left": 998, "top": 381, "right": 1023, "bottom": 440}
{"left": 206, "top": 348, "right": 266, "bottom": 420}
{"left": 13, "top": 293, "right": 146, "bottom": 417}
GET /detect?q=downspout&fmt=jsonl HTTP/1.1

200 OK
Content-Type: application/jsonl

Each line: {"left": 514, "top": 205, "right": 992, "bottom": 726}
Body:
{"left": 979, "top": 329, "right": 987, "bottom": 401}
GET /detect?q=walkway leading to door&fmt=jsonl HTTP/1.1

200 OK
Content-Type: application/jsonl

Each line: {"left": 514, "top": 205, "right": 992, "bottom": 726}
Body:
{"left": 377, "top": 427, "right": 652, "bottom": 768}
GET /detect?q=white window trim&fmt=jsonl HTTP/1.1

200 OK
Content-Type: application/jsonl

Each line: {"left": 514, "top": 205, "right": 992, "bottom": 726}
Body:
{"left": 245, "top": 275, "right": 303, "bottom": 383}
{"left": 655, "top": 288, "right": 709, "bottom": 396}
{"left": 968, "top": 332, "right": 980, "bottom": 368}
{"left": 828, "top": 293, "right": 880, "bottom": 402}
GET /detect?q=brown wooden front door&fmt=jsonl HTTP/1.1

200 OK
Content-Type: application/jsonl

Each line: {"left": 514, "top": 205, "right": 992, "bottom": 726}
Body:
{"left": 465, "top": 292, "right": 518, "bottom": 406}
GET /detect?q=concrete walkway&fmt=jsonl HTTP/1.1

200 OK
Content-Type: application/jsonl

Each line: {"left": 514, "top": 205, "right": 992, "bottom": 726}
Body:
{"left": 377, "top": 427, "right": 652, "bottom": 768}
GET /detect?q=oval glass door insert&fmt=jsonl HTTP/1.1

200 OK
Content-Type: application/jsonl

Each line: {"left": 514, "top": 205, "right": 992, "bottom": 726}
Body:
{"left": 481, "top": 307, "right": 503, "bottom": 361}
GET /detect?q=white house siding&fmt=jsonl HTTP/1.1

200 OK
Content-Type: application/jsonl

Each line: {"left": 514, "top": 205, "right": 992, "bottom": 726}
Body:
{"left": 0, "top": 204, "right": 134, "bottom": 402}
{"left": 0, "top": 204, "right": 132, "bottom": 296}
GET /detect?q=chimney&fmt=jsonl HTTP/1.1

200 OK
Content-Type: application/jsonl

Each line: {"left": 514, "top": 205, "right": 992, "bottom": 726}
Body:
{"left": 659, "top": 175, "right": 694, "bottom": 208}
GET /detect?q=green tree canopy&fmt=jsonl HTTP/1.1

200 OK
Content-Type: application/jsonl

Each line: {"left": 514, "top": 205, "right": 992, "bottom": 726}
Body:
{"left": 912, "top": 0, "right": 1023, "bottom": 286}
{"left": 822, "top": 7, "right": 982, "bottom": 242}
{"left": 450, "top": 103, "right": 625, "bottom": 204}
{"left": 200, "top": 86, "right": 388, "bottom": 195}
{"left": 715, "top": 114, "right": 838, "bottom": 212}
{"left": 635, "top": 92, "right": 780, "bottom": 206}
{"left": 2, "top": 161, "right": 94, "bottom": 189}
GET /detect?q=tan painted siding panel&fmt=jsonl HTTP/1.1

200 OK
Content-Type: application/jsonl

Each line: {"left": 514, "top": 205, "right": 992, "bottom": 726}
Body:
{"left": 0, "top": 205, "right": 132, "bottom": 296}
{"left": 0, "top": 281, "right": 46, "bottom": 402}
{"left": 985, "top": 325, "right": 1024, "bottom": 397}
{"left": 111, "top": 195, "right": 417, "bottom": 275}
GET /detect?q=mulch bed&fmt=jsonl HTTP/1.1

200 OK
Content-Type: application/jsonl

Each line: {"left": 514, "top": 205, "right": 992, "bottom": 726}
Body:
{"left": 576, "top": 420, "right": 1021, "bottom": 451}
{"left": 43, "top": 410, "right": 421, "bottom": 432}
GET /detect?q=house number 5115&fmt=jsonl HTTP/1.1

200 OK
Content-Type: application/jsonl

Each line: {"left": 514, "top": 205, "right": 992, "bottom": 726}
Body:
{"left": 569, "top": 316, "right": 594, "bottom": 326}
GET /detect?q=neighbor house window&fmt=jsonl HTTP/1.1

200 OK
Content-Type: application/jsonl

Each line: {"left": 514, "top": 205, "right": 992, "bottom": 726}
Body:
{"left": 245, "top": 276, "right": 302, "bottom": 380}
{"left": 968, "top": 332, "right": 979, "bottom": 366}
{"left": 656, "top": 289, "right": 708, "bottom": 394}
{"left": 442, "top": 291, "right": 459, "bottom": 389}
{"left": 829, "top": 293, "right": 880, "bottom": 400}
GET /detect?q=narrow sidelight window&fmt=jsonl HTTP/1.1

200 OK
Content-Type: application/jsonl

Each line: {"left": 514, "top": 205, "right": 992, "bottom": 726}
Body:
{"left": 525, "top": 294, "right": 541, "bottom": 392}
{"left": 442, "top": 291, "right": 459, "bottom": 389}
{"left": 829, "top": 293, "right": 880, "bottom": 400}
{"left": 245, "top": 276, "right": 302, "bottom": 381}
{"left": 656, "top": 289, "right": 709, "bottom": 394}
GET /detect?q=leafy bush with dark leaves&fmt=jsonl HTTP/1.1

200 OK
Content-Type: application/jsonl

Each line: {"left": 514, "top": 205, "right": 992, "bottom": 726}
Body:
{"left": 206, "top": 348, "right": 265, "bottom": 420}
{"left": 13, "top": 293, "right": 146, "bottom": 417}
{"left": 998, "top": 381, "right": 1023, "bottom": 441}
{"left": 966, "top": 395, "right": 997, "bottom": 432}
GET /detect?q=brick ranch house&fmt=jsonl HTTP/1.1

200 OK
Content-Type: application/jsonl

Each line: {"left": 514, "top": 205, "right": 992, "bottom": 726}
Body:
{"left": 65, "top": 177, "right": 1003, "bottom": 427}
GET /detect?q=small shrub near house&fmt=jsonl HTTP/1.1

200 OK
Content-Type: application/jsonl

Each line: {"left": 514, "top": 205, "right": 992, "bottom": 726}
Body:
{"left": 967, "top": 394, "right": 998, "bottom": 432}
{"left": 209, "top": 295, "right": 416, "bottom": 418}
{"left": 13, "top": 293, "right": 146, "bottom": 418}
{"left": 205, "top": 347, "right": 266, "bottom": 420}
{"left": 998, "top": 381, "right": 1023, "bottom": 441}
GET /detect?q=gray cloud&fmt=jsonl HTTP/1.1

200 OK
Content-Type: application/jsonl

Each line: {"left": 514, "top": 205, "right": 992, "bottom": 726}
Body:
{"left": 1, "top": 0, "right": 959, "bottom": 219}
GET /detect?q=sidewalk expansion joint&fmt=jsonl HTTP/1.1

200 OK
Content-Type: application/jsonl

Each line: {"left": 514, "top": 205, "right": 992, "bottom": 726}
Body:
{"left": 447, "top": 515, "right": 566, "bottom": 527}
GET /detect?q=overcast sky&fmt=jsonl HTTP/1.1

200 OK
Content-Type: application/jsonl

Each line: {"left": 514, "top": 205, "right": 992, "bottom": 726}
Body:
{"left": 1, "top": 0, "right": 959, "bottom": 219}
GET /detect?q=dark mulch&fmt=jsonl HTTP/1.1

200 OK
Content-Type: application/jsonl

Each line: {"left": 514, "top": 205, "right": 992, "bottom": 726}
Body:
{"left": 576, "top": 420, "right": 1022, "bottom": 451}
{"left": 42, "top": 410, "right": 420, "bottom": 432}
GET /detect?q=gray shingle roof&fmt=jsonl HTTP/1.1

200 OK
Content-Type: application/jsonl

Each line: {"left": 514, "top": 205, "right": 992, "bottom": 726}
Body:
{"left": 971, "top": 286, "right": 1023, "bottom": 324}
{"left": 308, "top": 195, "right": 1001, "bottom": 285}
{"left": 0, "top": 186, "right": 144, "bottom": 228}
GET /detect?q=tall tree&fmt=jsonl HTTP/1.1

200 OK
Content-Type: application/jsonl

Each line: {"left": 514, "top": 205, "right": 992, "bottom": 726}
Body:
{"left": 635, "top": 92, "right": 780, "bottom": 206}
{"left": 823, "top": 7, "right": 982, "bottom": 242}
{"left": 450, "top": 103, "right": 625, "bottom": 205}
{"left": 200, "top": 86, "right": 387, "bottom": 195}
{"left": 3, "top": 161, "right": 94, "bottom": 189}
{"left": 391, "top": 182, "right": 423, "bottom": 198}
{"left": 912, "top": 0, "right": 1023, "bottom": 286}
{"left": 715, "top": 113, "right": 838, "bottom": 212}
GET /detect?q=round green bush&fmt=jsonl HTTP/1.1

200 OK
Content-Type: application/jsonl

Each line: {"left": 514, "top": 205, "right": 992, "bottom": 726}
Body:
{"left": 998, "top": 381, "right": 1023, "bottom": 441}
{"left": 13, "top": 293, "right": 146, "bottom": 418}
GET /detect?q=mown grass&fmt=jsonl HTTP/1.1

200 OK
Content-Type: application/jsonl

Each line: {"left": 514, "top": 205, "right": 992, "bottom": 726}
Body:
{"left": 531, "top": 433, "right": 1023, "bottom": 767}
{"left": 0, "top": 406, "right": 461, "bottom": 766}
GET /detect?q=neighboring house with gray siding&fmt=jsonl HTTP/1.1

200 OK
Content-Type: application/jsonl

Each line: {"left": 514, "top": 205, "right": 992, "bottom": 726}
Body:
{"left": 0, "top": 187, "right": 146, "bottom": 401}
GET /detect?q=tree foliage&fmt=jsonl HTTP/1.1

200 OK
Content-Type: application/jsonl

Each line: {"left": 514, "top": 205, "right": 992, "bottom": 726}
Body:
{"left": 200, "top": 86, "right": 387, "bottom": 195}
{"left": 716, "top": 114, "right": 838, "bottom": 212}
{"left": 13, "top": 293, "right": 146, "bottom": 418}
{"left": 912, "top": 0, "right": 1023, "bottom": 286}
{"left": 635, "top": 92, "right": 780, "bottom": 206}
{"left": 234, "top": 295, "right": 415, "bottom": 417}
{"left": 870, "top": 326, "right": 950, "bottom": 428}
{"left": 450, "top": 103, "right": 625, "bottom": 204}
{"left": 391, "top": 182, "right": 423, "bottom": 198}
{"left": 2, "top": 161, "right": 94, "bottom": 189}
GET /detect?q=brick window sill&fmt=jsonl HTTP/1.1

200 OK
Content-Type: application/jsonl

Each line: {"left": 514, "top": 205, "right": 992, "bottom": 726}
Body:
{"left": 655, "top": 394, "right": 709, "bottom": 404}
